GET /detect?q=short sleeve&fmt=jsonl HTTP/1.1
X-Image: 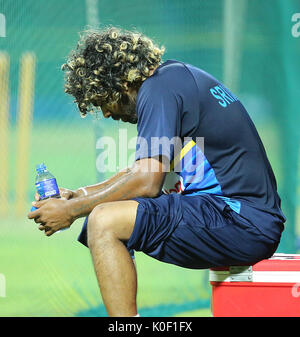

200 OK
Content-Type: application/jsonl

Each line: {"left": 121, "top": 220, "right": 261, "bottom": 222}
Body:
{"left": 135, "top": 75, "right": 182, "bottom": 163}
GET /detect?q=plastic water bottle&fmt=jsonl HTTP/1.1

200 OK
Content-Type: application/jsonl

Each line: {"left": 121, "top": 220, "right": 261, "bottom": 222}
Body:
{"left": 30, "top": 163, "right": 68, "bottom": 232}
{"left": 30, "top": 163, "right": 60, "bottom": 211}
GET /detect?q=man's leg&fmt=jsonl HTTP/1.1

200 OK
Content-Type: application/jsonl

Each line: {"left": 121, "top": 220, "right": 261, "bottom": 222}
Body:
{"left": 87, "top": 200, "right": 139, "bottom": 317}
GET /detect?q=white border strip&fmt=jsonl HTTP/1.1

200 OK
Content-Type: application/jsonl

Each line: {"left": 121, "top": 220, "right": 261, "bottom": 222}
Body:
{"left": 210, "top": 270, "right": 300, "bottom": 283}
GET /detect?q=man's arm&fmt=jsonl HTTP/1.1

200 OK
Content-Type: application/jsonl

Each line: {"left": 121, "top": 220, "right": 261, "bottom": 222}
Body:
{"left": 74, "top": 166, "right": 131, "bottom": 198}
{"left": 35, "top": 167, "right": 131, "bottom": 201}
{"left": 69, "top": 157, "right": 165, "bottom": 219}
{"left": 28, "top": 157, "right": 166, "bottom": 233}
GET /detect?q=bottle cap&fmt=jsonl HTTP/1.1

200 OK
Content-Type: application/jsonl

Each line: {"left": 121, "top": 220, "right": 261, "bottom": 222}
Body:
{"left": 36, "top": 163, "right": 46, "bottom": 173}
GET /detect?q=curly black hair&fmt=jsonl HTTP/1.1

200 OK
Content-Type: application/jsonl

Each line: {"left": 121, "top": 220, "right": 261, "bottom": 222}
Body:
{"left": 61, "top": 27, "right": 165, "bottom": 117}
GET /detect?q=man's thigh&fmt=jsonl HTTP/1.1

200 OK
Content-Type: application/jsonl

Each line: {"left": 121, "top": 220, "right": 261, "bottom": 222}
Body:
{"left": 88, "top": 200, "right": 139, "bottom": 241}
{"left": 77, "top": 200, "right": 139, "bottom": 249}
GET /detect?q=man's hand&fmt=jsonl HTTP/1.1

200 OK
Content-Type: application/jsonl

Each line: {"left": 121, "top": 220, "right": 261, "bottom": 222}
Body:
{"left": 28, "top": 198, "right": 74, "bottom": 236}
{"left": 34, "top": 187, "right": 77, "bottom": 202}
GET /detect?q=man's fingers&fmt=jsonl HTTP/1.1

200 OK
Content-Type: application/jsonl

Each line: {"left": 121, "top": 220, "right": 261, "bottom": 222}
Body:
{"left": 34, "top": 217, "right": 43, "bottom": 224}
{"left": 39, "top": 224, "right": 54, "bottom": 235}
{"left": 45, "top": 228, "right": 55, "bottom": 236}
{"left": 59, "top": 188, "right": 73, "bottom": 200}
{"left": 31, "top": 199, "right": 47, "bottom": 209}
{"left": 28, "top": 208, "right": 41, "bottom": 219}
{"left": 34, "top": 192, "right": 40, "bottom": 201}
{"left": 27, "top": 200, "right": 47, "bottom": 219}
{"left": 60, "top": 191, "right": 70, "bottom": 199}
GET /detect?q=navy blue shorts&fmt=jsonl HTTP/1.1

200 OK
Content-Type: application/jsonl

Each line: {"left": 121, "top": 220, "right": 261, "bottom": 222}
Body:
{"left": 78, "top": 193, "right": 280, "bottom": 269}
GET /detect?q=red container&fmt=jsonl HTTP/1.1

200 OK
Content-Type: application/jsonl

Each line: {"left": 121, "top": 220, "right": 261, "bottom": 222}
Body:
{"left": 210, "top": 254, "right": 300, "bottom": 317}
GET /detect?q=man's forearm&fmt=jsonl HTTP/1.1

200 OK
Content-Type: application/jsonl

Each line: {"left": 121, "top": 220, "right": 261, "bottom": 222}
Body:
{"left": 69, "top": 168, "right": 154, "bottom": 220}
{"left": 75, "top": 167, "right": 130, "bottom": 197}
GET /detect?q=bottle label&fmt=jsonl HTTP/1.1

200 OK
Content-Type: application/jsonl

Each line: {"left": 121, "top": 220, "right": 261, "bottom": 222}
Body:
{"left": 35, "top": 178, "right": 60, "bottom": 200}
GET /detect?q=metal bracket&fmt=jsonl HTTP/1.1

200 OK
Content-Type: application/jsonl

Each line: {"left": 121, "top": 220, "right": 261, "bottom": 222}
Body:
{"left": 229, "top": 266, "right": 253, "bottom": 282}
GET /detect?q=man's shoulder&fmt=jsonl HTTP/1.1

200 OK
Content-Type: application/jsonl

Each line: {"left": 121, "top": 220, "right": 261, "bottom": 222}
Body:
{"left": 138, "top": 60, "right": 195, "bottom": 96}
{"left": 153, "top": 59, "right": 189, "bottom": 79}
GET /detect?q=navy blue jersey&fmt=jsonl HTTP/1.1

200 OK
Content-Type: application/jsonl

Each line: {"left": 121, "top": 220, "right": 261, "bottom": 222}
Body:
{"left": 135, "top": 60, "right": 285, "bottom": 240}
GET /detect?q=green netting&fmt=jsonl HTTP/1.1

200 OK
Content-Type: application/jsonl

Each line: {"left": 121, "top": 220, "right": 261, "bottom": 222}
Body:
{"left": 0, "top": 0, "right": 299, "bottom": 317}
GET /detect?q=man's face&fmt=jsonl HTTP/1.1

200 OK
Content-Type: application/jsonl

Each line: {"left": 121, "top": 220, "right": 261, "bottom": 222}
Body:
{"left": 100, "top": 89, "right": 138, "bottom": 124}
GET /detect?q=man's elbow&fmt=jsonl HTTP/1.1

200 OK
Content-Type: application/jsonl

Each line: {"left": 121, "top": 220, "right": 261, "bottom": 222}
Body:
{"left": 140, "top": 184, "right": 161, "bottom": 198}
{"left": 137, "top": 176, "right": 163, "bottom": 199}
{"left": 131, "top": 159, "right": 166, "bottom": 199}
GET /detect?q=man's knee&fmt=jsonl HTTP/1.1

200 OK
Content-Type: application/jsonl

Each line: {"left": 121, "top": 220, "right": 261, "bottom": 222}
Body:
{"left": 87, "top": 200, "right": 138, "bottom": 248}
{"left": 87, "top": 204, "right": 115, "bottom": 247}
